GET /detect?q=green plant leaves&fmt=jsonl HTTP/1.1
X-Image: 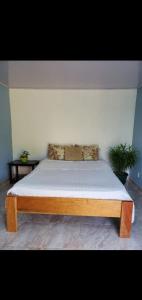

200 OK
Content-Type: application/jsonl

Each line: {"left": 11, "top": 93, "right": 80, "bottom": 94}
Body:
{"left": 20, "top": 150, "right": 30, "bottom": 159}
{"left": 109, "top": 144, "right": 138, "bottom": 174}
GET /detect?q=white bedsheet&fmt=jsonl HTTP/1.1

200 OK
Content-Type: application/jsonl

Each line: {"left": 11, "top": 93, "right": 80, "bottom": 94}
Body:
{"left": 7, "top": 159, "right": 134, "bottom": 222}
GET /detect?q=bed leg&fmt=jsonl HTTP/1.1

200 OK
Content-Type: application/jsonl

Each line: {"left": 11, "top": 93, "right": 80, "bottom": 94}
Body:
{"left": 6, "top": 196, "right": 17, "bottom": 232}
{"left": 119, "top": 201, "right": 133, "bottom": 238}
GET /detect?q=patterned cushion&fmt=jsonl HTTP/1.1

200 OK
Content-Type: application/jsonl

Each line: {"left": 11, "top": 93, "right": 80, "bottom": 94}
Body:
{"left": 81, "top": 145, "right": 99, "bottom": 160}
{"left": 65, "top": 146, "right": 83, "bottom": 161}
{"left": 48, "top": 144, "right": 65, "bottom": 160}
{"left": 48, "top": 144, "right": 99, "bottom": 160}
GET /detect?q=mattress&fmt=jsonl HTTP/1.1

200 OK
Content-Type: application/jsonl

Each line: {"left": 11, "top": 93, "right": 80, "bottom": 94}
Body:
{"left": 7, "top": 159, "right": 134, "bottom": 221}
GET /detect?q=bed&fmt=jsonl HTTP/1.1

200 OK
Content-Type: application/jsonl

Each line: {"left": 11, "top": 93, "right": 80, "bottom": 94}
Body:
{"left": 6, "top": 158, "right": 134, "bottom": 237}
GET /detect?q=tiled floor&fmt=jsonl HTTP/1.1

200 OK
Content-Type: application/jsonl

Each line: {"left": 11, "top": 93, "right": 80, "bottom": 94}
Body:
{"left": 0, "top": 182, "right": 142, "bottom": 250}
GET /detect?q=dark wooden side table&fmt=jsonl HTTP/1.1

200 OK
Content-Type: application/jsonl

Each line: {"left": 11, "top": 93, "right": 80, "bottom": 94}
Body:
{"left": 8, "top": 160, "right": 39, "bottom": 184}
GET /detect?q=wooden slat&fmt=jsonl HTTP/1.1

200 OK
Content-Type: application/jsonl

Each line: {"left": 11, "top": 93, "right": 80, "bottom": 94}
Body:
{"left": 16, "top": 196, "right": 122, "bottom": 217}
{"left": 6, "top": 196, "right": 17, "bottom": 232}
{"left": 119, "top": 201, "right": 133, "bottom": 238}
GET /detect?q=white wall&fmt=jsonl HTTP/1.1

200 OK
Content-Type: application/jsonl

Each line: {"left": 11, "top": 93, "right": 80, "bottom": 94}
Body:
{"left": 10, "top": 89, "right": 137, "bottom": 161}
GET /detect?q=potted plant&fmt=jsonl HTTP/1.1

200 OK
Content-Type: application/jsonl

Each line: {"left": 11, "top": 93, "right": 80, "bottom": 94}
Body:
{"left": 109, "top": 144, "right": 138, "bottom": 185}
{"left": 19, "top": 151, "right": 30, "bottom": 163}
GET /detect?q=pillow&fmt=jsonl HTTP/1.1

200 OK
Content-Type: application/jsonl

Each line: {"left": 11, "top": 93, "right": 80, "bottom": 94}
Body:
{"left": 81, "top": 145, "right": 99, "bottom": 160}
{"left": 48, "top": 144, "right": 65, "bottom": 160}
{"left": 65, "top": 146, "right": 83, "bottom": 161}
{"left": 48, "top": 143, "right": 99, "bottom": 161}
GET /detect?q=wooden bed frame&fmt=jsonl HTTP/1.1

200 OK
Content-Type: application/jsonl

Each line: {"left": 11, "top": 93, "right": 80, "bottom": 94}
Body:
{"left": 5, "top": 195, "right": 133, "bottom": 238}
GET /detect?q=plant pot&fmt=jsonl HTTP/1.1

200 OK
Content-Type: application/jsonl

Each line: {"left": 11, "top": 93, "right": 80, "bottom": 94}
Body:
{"left": 114, "top": 172, "right": 128, "bottom": 185}
{"left": 20, "top": 157, "right": 28, "bottom": 163}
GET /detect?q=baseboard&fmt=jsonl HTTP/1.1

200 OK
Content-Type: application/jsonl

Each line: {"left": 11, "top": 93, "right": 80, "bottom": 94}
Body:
{"left": 0, "top": 179, "right": 10, "bottom": 189}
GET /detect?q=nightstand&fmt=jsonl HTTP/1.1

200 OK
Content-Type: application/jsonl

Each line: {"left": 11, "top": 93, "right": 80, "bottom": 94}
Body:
{"left": 8, "top": 160, "right": 39, "bottom": 184}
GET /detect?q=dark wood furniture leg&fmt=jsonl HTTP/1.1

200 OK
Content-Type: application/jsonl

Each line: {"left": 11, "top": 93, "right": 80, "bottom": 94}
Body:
{"left": 15, "top": 165, "right": 18, "bottom": 182}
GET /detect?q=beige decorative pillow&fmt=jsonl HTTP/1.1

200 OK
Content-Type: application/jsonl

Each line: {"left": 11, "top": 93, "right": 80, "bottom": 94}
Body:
{"left": 82, "top": 145, "right": 99, "bottom": 160}
{"left": 65, "top": 146, "right": 83, "bottom": 161}
{"left": 48, "top": 144, "right": 65, "bottom": 160}
{"left": 48, "top": 143, "right": 99, "bottom": 161}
